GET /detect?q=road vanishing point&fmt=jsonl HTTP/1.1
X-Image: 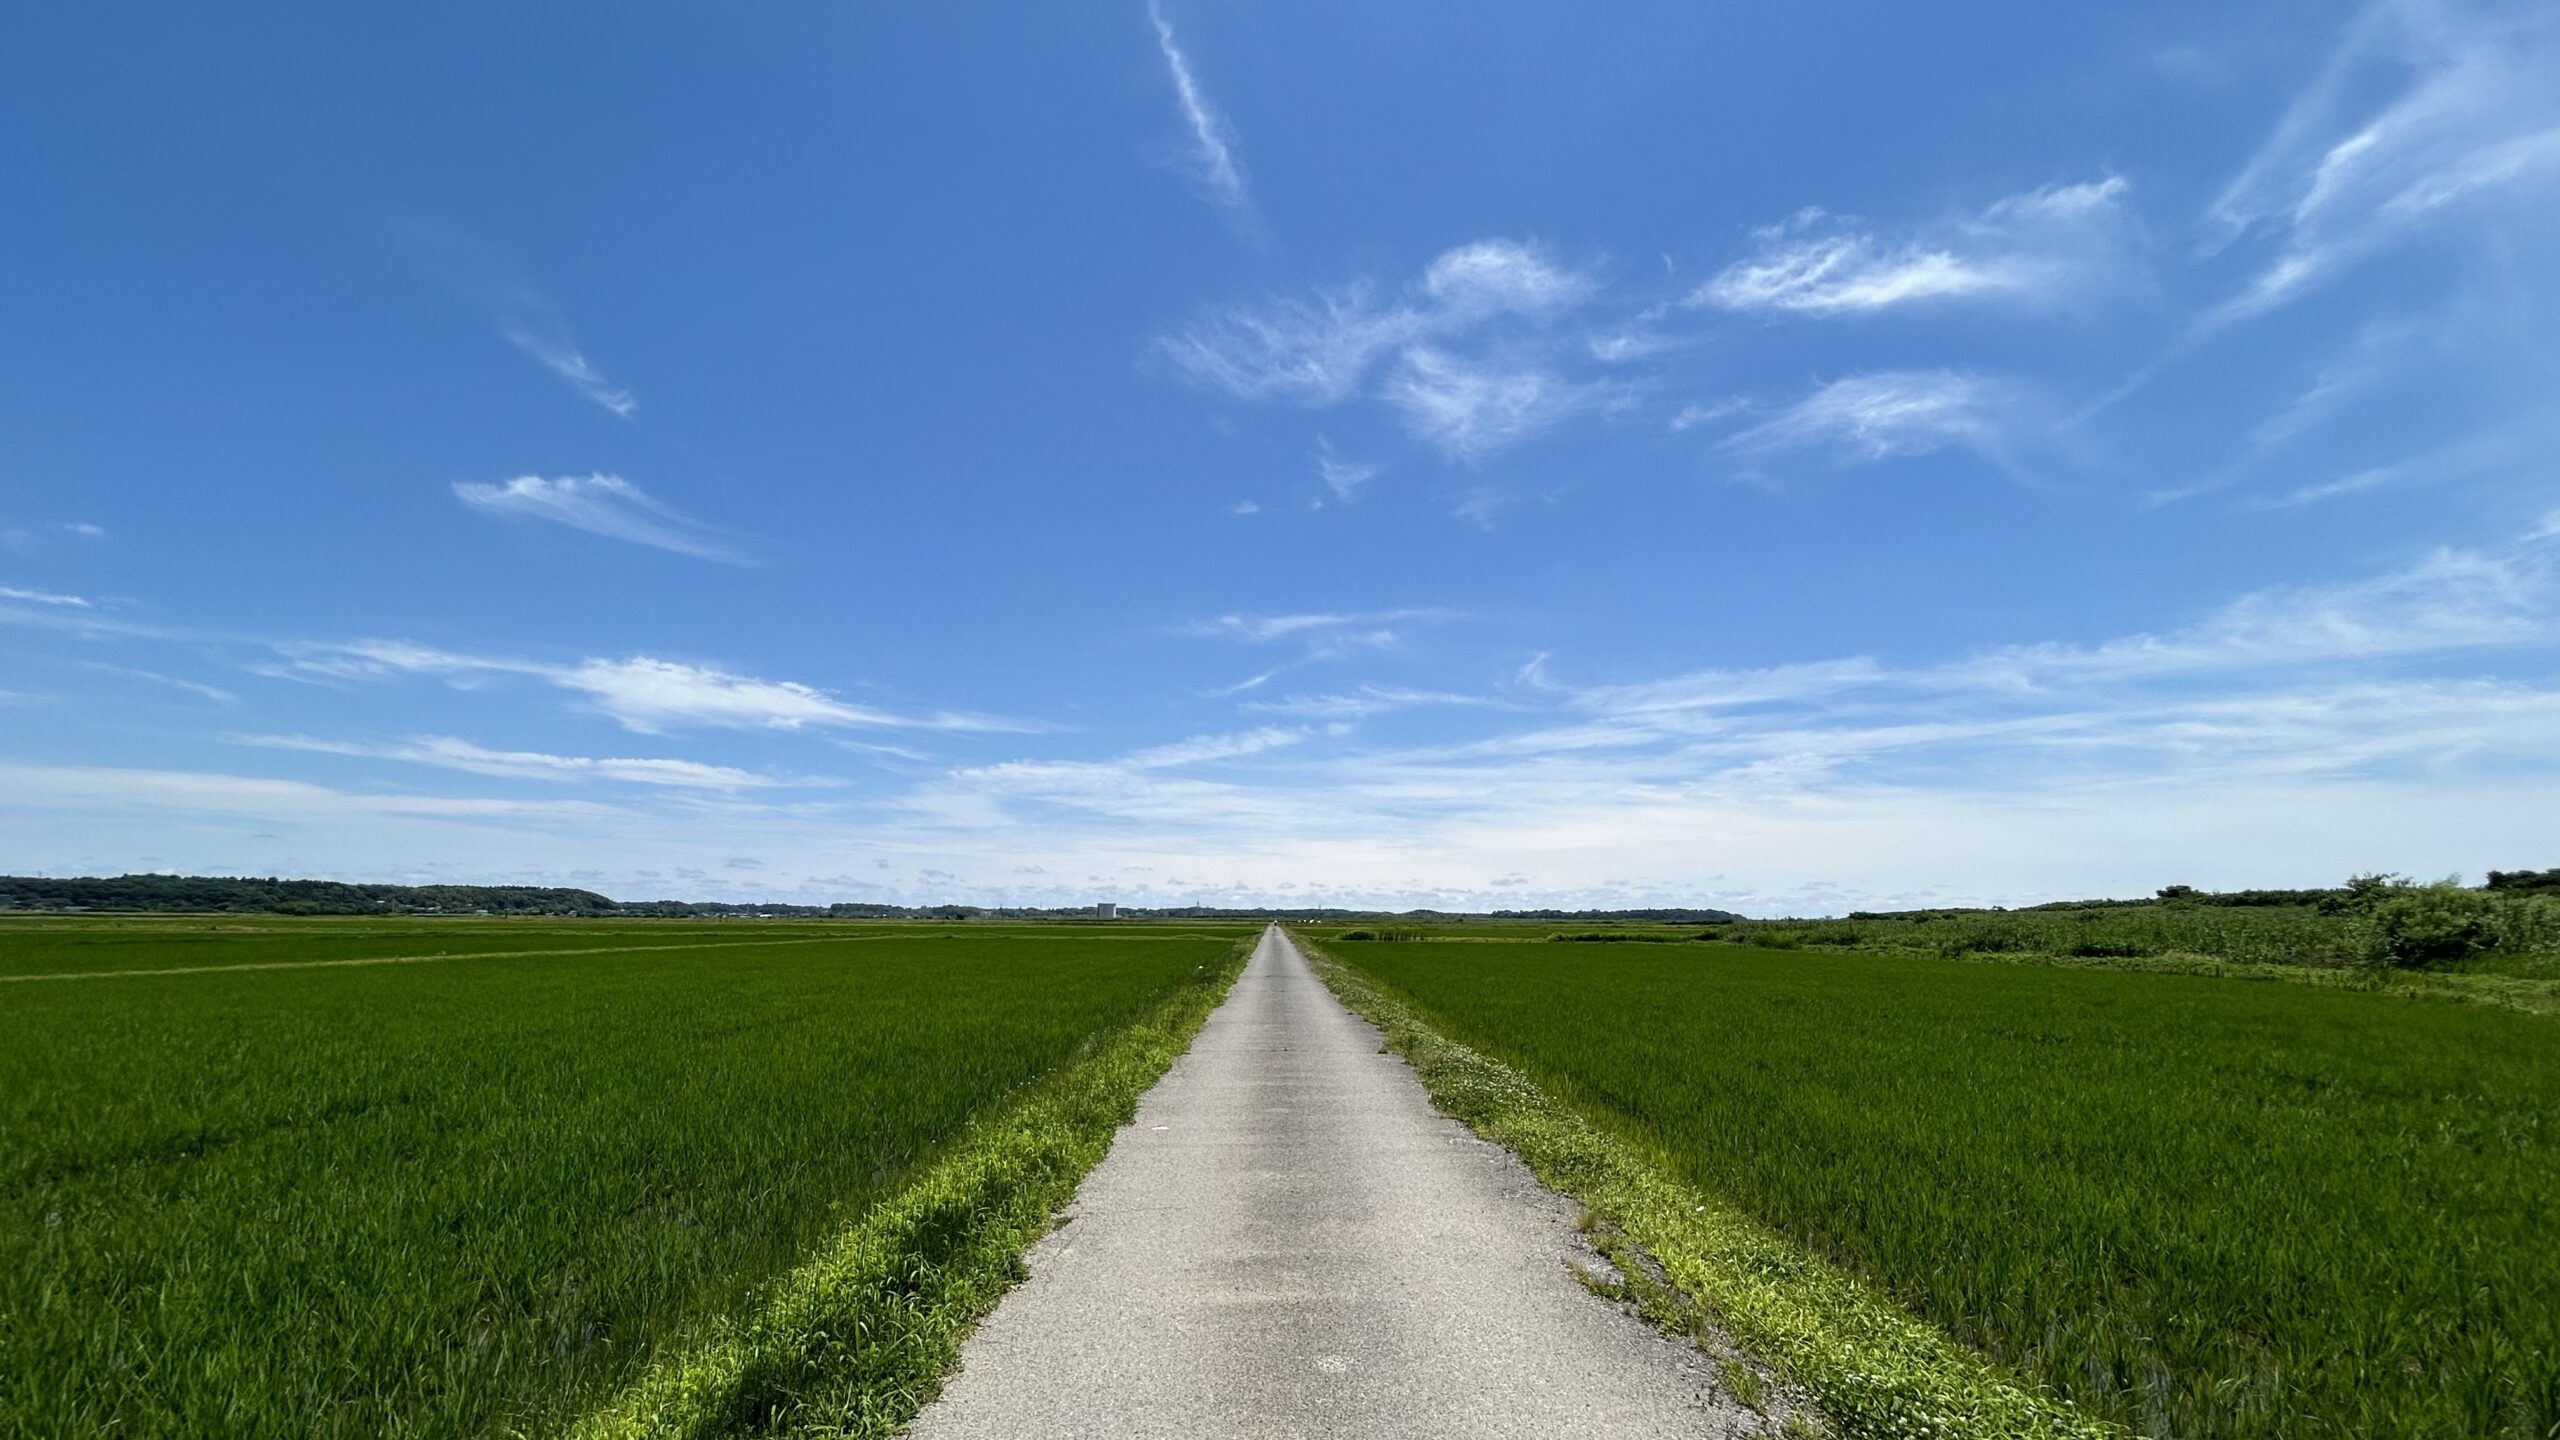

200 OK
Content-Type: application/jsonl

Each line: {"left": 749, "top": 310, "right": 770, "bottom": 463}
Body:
{"left": 906, "top": 926, "right": 1759, "bottom": 1439}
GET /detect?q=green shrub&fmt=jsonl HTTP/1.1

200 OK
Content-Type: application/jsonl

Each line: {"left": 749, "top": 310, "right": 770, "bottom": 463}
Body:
{"left": 2353, "top": 883, "right": 2502, "bottom": 970}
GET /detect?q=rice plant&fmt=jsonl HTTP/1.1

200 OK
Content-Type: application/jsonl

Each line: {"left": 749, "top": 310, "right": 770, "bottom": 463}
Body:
{"left": 0, "top": 919, "right": 1248, "bottom": 1437}
{"left": 1332, "top": 939, "right": 2560, "bottom": 1438}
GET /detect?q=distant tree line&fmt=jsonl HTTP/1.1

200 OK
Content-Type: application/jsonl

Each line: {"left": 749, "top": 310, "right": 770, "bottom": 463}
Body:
{"left": 0, "top": 874, "right": 622, "bottom": 916}
{"left": 1840, "top": 871, "right": 2555, "bottom": 924}
{"left": 0, "top": 876, "right": 1486, "bottom": 922}
{"left": 6, "top": 870, "right": 2549, "bottom": 923}
{"left": 0, "top": 875, "right": 1070, "bottom": 919}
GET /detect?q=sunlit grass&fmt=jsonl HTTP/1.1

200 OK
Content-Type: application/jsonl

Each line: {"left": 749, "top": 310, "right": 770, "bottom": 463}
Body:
{"left": 1, "top": 919, "right": 1249, "bottom": 1437}
{"left": 1322, "top": 938, "right": 2560, "bottom": 1438}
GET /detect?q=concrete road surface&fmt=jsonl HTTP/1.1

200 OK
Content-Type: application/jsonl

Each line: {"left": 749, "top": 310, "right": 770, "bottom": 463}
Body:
{"left": 905, "top": 926, "right": 1757, "bottom": 1439}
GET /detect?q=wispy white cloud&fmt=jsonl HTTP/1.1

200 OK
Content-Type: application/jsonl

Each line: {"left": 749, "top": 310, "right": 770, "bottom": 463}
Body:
{"left": 1124, "top": 726, "right": 1305, "bottom": 768}
{"left": 1725, "top": 371, "right": 2014, "bottom": 462}
{"left": 556, "top": 657, "right": 918, "bottom": 735}
{"left": 2252, "top": 466, "right": 2407, "bottom": 510}
{"left": 14, "top": 537, "right": 2560, "bottom": 912}
{"left": 2139, "top": 308, "right": 2495, "bottom": 507}
{"left": 1386, "top": 348, "right": 1600, "bottom": 459}
{"left": 1155, "top": 284, "right": 1419, "bottom": 404}
{"left": 1145, "top": 0, "right": 1254, "bottom": 226}
{"left": 903, "top": 727, "right": 1322, "bottom": 835}
{"left": 1203, "top": 666, "right": 1286, "bottom": 698}
{"left": 1448, "top": 489, "right": 1513, "bottom": 531}
{"left": 2, "top": 521, "right": 110, "bottom": 556}
{"left": 453, "top": 474, "right": 746, "bottom": 563}
{"left": 501, "top": 320, "right": 637, "bottom": 418}
{"left": 1702, "top": 231, "right": 2002, "bottom": 314}
{"left": 1696, "top": 178, "right": 2131, "bottom": 316}
{"left": 867, "top": 534, "right": 2560, "bottom": 908}
{"left": 2211, "top": 0, "right": 2560, "bottom": 316}
{"left": 272, "top": 640, "right": 1033, "bottom": 736}
{"left": 0, "top": 761, "right": 633, "bottom": 827}
{"left": 240, "top": 733, "right": 788, "bottom": 790}
{"left": 2244, "top": 409, "right": 2552, "bottom": 510}
{"left": 1360, "top": 541, "right": 2543, "bottom": 811}
{"left": 1180, "top": 608, "right": 1461, "bottom": 644}
{"left": 419, "top": 228, "right": 640, "bottom": 418}
{"left": 1944, "top": 545, "right": 2548, "bottom": 685}
{"left": 0, "top": 585, "right": 91, "bottom": 608}
{"left": 1586, "top": 327, "right": 1674, "bottom": 364}
{"left": 1415, "top": 549, "right": 2530, "bottom": 754}
{"left": 1229, "top": 499, "right": 1262, "bottom": 517}
{"left": 1668, "top": 397, "right": 1752, "bottom": 433}
{"left": 1315, "top": 439, "right": 1380, "bottom": 500}
{"left": 1420, "top": 240, "right": 1598, "bottom": 315}
{"left": 2249, "top": 317, "right": 2421, "bottom": 449}
{"left": 1182, "top": 608, "right": 1461, "bottom": 695}
{"left": 1154, "top": 239, "right": 1604, "bottom": 457}
{"left": 77, "top": 662, "right": 235, "bottom": 704}
{"left": 1242, "top": 684, "right": 1501, "bottom": 720}
{"left": 1573, "top": 659, "right": 1892, "bottom": 720}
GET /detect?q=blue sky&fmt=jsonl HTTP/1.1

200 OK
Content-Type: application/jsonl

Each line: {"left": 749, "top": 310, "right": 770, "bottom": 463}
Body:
{"left": 5, "top": 1, "right": 2557, "bottom": 913}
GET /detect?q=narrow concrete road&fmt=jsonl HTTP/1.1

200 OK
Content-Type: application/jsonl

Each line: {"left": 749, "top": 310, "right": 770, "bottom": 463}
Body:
{"left": 906, "top": 926, "right": 1754, "bottom": 1439}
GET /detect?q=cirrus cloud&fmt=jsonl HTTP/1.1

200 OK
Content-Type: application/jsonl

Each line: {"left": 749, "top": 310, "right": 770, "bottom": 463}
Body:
{"left": 273, "top": 640, "right": 1034, "bottom": 736}
{"left": 1154, "top": 239, "right": 1608, "bottom": 459}
{"left": 1724, "top": 371, "right": 2017, "bottom": 463}
{"left": 1696, "top": 177, "right": 2132, "bottom": 316}
{"left": 454, "top": 474, "right": 747, "bottom": 563}
{"left": 239, "top": 733, "right": 791, "bottom": 790}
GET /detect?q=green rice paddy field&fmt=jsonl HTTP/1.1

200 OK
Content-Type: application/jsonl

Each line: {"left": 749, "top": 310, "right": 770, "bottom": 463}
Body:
{"left": 0, "top": 916, "right": 1251, "bottom": 1438}
{"left": 1320, "top": 935, "right": 2560, "bottom": 1438}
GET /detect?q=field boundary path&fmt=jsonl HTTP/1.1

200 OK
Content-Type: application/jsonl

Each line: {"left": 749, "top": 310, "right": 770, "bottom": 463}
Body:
{"left": 903, "top": 925, "right": 1755, "bottom": 1439}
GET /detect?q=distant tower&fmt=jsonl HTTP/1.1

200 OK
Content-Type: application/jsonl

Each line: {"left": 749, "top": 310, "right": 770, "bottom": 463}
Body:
{"left": 1095, "top": 901, "right": 1117, "bottom": 920}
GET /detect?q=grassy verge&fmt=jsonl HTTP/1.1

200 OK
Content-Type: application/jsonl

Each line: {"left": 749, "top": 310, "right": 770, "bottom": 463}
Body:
{"left": 570, "top": 937, "right": 1249, "bottom": 1439}
{"left": 1296, "top": 933, "right": 2112, "bottom": 1440}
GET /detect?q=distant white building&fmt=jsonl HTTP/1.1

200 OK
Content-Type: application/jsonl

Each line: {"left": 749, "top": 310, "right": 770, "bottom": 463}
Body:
{"left": 1095, "top": 901, "right": 1117, "bottom": 920}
